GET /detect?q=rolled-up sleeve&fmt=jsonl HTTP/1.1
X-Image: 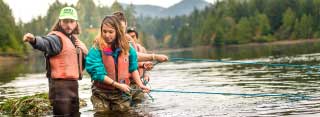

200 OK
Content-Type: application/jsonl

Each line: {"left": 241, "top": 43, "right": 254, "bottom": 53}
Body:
{"left": 129, "top": 45, "right": 138, "bottom": 73}
{"left": 85, "top": 47, "right": 107, "bottom": 82}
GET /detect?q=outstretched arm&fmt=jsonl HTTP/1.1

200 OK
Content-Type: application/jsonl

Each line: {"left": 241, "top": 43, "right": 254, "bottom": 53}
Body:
{"left": 137, "top": 52, "right": 169, "bottom": 62}
{"left": 23, "top": 33, "right": 62, "bottom": 56}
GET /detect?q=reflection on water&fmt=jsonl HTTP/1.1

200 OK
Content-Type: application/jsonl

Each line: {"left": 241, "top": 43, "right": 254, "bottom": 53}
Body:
{"left": 1, "top": 41, "right": 320, "bottom": 116}
{"left": 166, "top": 40, "right": 320, "bottom": 60}
{"left": 146, "top": 55, "right": 320, "bottom": 116}
{"left": 0, "top": 55, "right": 45, "bottom": 84}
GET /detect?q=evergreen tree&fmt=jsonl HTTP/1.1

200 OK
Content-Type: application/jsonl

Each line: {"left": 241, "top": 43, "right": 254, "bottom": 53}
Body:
{"left": 276, "top": 8, "right": 296, "bottom": 40}
{"left": 235, "top": 17, "right": 253, "bottom": 44}
{"left": 125, "top": 3, "right": 136, "bottom": 27}
{"left": 111, "top": 0, "right": 124, "bottom": 12}
{"left": 77, "top": 0, "right": 99, "bottom": 29}
{"left": 0, "top": 0, "right": 23, "bottom": 54}
{"left": 298, "top": 14, "right": 313, "bottom": 39}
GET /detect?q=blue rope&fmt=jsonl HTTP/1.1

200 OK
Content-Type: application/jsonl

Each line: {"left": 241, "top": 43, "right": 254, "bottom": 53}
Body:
{"left": 170, "top": 58, "right": 320, "bottom": 69}
{"left": 130, "top": 88, "right": 309, "bottom": 100}
{"left": 151, "top": 89, "right": 310, "bottom": 99}
{"left": 140, "top": 70, "right": 154, "bottom": 101}
{"left": 137, "top": 58, "right": 312, "bottom": 101}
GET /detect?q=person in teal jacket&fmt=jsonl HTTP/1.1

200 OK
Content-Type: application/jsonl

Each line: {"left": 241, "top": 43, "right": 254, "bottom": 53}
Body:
{"left": 85, "top": 45, "right": 138, "bottom": 82}
{"left": 85, "top": 15, "right": 150, "bottom": 113}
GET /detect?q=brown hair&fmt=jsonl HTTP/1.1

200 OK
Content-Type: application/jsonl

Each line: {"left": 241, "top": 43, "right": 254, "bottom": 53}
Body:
{"left": 95, "top": 15, "right": 129, "bottom": 55}
{"left": 112, "top": 11, "right": 127, "bottom": 24}
{"left": 51, "top": 19, "right": 81, "bottom": 34}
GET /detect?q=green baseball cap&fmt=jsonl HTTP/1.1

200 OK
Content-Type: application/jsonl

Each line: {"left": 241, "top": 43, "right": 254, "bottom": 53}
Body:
{"left": 59, "top": 7, "right": 78, "bottom": 20}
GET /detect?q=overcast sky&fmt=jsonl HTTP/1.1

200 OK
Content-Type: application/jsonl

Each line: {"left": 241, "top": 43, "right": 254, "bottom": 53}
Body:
{"left": 3, "top": 0, "right": 214, "bottom": 23}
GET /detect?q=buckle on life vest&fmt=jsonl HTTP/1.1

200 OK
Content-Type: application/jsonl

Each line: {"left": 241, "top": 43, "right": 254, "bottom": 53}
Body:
{"left": 124, "top": 58, "right": 128, "bottom": 62}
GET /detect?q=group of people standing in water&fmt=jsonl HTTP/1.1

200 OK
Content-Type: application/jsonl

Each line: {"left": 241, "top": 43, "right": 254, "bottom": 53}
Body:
{"left": 23, "top": 6, "right": 168, "bottom": 116}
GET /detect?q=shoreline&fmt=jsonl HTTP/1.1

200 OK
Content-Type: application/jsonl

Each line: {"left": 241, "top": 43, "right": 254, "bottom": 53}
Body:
{"left": 227, "top": 38, "right": 320, "bottom": 48}
{"left": 0, "top": 53, "right": 27, "bottom": 64}
{"left": 151, "top": 38, "right": 320, "bottom": 53}
{"left": 0, "top": 56, "right": 19, "bottom": 60}
{"left": 0, "top": 55, "right": 20, "bottom": 61}
{"left": 2, "top": 39, "right": 320, "bottom": 56}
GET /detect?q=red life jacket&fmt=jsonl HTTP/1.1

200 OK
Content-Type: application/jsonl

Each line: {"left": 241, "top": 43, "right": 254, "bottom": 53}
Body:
{"left": 48, "top": 31, "right": 83, "bottom": 80}
{"left": 94, "top": 47, "right": 131, "bottom": 90}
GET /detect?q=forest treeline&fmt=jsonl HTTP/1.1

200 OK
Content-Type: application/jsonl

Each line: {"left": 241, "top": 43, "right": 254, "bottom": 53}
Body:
{"left": 139, "top": 0, "right": 320, "bottom": 48}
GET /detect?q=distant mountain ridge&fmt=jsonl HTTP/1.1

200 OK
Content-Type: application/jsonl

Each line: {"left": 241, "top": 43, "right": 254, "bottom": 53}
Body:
{"left": 122, "top": 0, "right": 211, "bottom": 17}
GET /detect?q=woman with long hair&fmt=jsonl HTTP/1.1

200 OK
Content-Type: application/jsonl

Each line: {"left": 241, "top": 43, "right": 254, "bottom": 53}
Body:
{"left": 85, "top": 15, "right": 150, "bottom": 113}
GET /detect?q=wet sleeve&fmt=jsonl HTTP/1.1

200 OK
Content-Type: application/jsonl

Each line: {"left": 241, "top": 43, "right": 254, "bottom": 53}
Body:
{"left": 30, "top": 35, "right": 62, "bottom": 56}
{"left": 129, "top": 45, "right": 138, "bottom": 73}
{"left": 85, "top": 47, "right": 107, "bottom": 82}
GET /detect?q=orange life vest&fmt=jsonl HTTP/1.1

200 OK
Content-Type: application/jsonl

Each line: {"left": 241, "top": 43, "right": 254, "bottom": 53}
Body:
{"left": 94, "top": 47, "right": 131, "bottom": 90}
{"left": 48, "top": 31, "right": 83, "bottom": 80}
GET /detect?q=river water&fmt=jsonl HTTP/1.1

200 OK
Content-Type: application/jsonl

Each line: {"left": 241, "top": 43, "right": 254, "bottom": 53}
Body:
{"left": 1, "top": 41, "right": 320, "bottom": 116}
